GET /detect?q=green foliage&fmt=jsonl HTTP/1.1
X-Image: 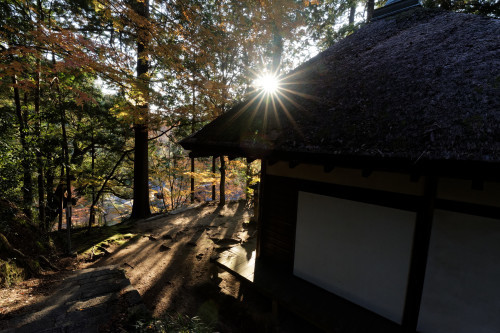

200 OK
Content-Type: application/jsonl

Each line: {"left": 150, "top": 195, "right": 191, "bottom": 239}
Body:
{"left": 0, "top": 101, "right": 21, "bottom": 200}
{"left": 302, "top": 0, "right": 366, "bottom": 49}
{"left": 422, "top": 0, "right": 499, "bottom": 17}
{"left": 1, "top": 0, "right": 495, "bottom": 234}
{"left": 134, "top": 313, "right": 214, "bottom": 333}
{"left": 0, "top": 259, "right": 26, "bottom": 287}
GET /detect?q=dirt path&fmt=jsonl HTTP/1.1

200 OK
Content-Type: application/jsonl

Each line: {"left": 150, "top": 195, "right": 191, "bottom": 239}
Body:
{"left": 83, "top": 201, "right": 266, "bottom": 331}
{"left": 1, "top": 201, "right": 318, "bottom": 332}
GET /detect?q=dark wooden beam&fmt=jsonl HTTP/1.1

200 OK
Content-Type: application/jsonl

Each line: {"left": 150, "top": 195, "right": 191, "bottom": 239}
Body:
{"left": 402, "top": 175, "right": 437, "bottom": 332}
{"left": 361, "top": 168, "right": 373, "bottom": 178}
{"left": 323, "top": 164, "right": 335, "bottom": 173}
{"left": 471, "top": 179, "right": 484, "bottom": 191}
{"left": 410, "top": 172, "right": 421, "bottom": 183}
{"left": 268, "top": 159, "right": 279, "bottom": 166}
{"left": 188, "top": 151, "right": 217, "bottom": 158}
{"left": 289, "top": 160, "right": 300, "bottom": 169}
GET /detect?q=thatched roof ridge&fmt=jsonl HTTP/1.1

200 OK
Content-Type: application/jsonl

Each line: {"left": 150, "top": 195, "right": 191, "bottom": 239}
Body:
{"left": 181, "top": 8, "right": 500, "bottom": 170}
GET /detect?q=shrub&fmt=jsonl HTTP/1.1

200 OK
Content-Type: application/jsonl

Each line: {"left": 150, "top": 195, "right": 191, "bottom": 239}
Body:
{"left": 0, "top": 259, "right": 25, "bottom": 287}
{"left": 134, "top": 313, "right": 214, "bottom": 333}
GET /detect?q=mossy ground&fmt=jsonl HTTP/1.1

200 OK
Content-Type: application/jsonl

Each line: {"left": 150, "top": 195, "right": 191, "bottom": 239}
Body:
{"left": 0, "top": 260, "right": 25, "bottom": 288}
{"left": 69, "top": 223, "right": 138, "bottom": 261}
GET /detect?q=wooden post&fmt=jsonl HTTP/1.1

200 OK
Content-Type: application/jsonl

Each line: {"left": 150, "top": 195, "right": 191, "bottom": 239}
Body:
{"left": 212, "top": 156, "right": 216, "bottom": 201}
{"left": 402, "top": 175, "right": 437, "bottom": 331}
{"left": 256, "top": 159, "right": 266, "bottom": 258}
{"left": 219, "top": 156, "right": 226, "bottom": 206}
{"left": 190, "top": 157, "right": 195, "bottom": 203}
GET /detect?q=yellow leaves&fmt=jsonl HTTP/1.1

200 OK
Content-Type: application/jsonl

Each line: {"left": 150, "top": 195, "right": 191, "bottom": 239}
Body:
{"left": 110, "top": 91, "right": 148, "bottom": 124}
{"left": 93, "top": 0, "right": 113, "bottom": 21}
{"left": 117, "top": 111, "right": 129, "bottom": 119}
{"left": 93, "top": 0, "right": 106, "bottom": 13}
{"left": 183, "top": 171, "right": 217, "bottom": 184}
{"left": 110, "top": 103, "right": 133, "bottom": 123}
{"left": 304, "top": 0, "right": 320, "bottom": 6}
{"left": 113, "top": 20, "right": 124, "bottom": 33}
{"left": 182, "top": 9, "right": 191, "bottom": 22}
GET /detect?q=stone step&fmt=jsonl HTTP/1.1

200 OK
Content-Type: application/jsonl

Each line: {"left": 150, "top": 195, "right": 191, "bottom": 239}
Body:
{"left": 0, "top": 266, "right": 147, "bottom": 333}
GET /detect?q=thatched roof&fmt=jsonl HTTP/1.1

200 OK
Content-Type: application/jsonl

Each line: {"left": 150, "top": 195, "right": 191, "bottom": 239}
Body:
{"left": 181, "top": 8, "right": 500, "bottom": 176}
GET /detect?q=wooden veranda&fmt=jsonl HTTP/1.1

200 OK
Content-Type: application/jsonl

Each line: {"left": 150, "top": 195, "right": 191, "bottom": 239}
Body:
{"left": 214, "top": 240, "right": 401, "bottom": 333}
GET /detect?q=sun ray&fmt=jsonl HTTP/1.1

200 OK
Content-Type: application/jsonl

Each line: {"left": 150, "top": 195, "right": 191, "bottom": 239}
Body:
{"left": 247, "top": 90, "right": 268, "bottom": 128}
{"left": 253, "top": 72, "right": 281, "bottom": 95}
{"left": 270, "top": 91, "right": 281, "bottom": 129}
{"left": 214, "top": 90, "right": 266, "bottom": 134}
{"left": 245, "top": 68, "right": 323, "bottom": 139}
{"left": 278, "top": 86, "right": 320, "bottom": 102}
{"left": 273, "top": 92, "right": 301, "bottom": 135}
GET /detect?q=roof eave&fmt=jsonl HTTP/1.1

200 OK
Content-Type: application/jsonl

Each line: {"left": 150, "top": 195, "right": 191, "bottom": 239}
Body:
{"left": 182, "top": 142, "right": 500, "bottom": 181}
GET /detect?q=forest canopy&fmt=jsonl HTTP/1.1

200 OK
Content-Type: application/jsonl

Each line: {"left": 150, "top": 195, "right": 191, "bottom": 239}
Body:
{"left": 0, "top": 0, "right": 497, "bottom": 258}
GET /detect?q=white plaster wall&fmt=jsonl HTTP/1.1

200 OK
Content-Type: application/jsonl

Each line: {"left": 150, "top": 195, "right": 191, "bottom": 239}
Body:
{"left": 293, "top": 192, "right": 416, "bottom": 324}
{"left": 417, "top": 210, "right": 500, "bottom": 333}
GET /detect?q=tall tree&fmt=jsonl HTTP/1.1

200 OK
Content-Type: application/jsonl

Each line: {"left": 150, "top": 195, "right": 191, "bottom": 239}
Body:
{"left": 35, "top": 0, "right": 46, "bottom": 227}
{"left": 11, "top": 75, "right": 33, "bottom": 220}
{"left": 130, "top": 0, "right": 152, "bottom": 218}
{"left": 366, "top": 0, "right": 375, "bottom": 21}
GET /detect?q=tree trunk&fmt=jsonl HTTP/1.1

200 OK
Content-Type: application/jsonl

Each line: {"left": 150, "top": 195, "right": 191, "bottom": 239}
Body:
{"left": 35, "top": 0, "right": 46, "bottom": 229}
{"left": 45, "top": 163, "right": 54, "bottom": 230}
{"left": 190, "top": 84, "right": 195, "bottom": 204}
{"left": 58, "top": 165, "right": 63, "bottom": 231}
{"left": 219, "top": 156, "right": 226, "bottom": 206}
{"left": 35, "top": 71, "right": 45, "bottom": 228}
{"left": 366, "top": 0, "right": 375, "bottom": 22}
{"left": 12, "top": 76, "right": 33, "bottom": 220}
{"left": 131, "top": 0, "right": 151, "bottom": 219}
{"left": 170, "top": 154, "right": 176, "bottom": 210}
{"left": 349, "top": 5, "right": 356, "bottom": 25}
{"left": 88, "top": 134, "right": 96, "bottom": 231}
{"left": 131, "top": 124, "right": 151, "bottom": 218}
{"left": 60, "top": 97, "right": 72, "bottom": 254}
{"left": 271, "top": 23, "right": 283, "bottom": 74}
{"left": 53, "top": 61, "right": 71, "bottom": 251}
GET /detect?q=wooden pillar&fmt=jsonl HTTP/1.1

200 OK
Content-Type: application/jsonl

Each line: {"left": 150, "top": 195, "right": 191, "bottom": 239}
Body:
{"left": 256, "top": 159, "right": 267, "bottom": 259}
{"left": 212, "top": 156, "right": 216, "bottom": 201}
{"left": 402, "top": 175, "right": 437, "bottom": 332}
{"left": 219, "top": 156, "right": 226, "bottom": 206}
{"left": 190, "top": 157, "right": 195, "bottom": 203}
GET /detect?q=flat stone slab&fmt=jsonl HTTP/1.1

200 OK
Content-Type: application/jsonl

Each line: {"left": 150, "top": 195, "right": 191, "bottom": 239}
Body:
{"left": 0, "top": 266, "right": 147, "bottom": 333}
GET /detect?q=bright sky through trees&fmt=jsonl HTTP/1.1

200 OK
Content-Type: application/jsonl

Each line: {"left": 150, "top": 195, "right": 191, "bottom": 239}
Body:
{"left": 2, "top": 0, "right": 495, "bottom": 247}
{"left": 254, "top": 73, "right": 280, "bottom": 94}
